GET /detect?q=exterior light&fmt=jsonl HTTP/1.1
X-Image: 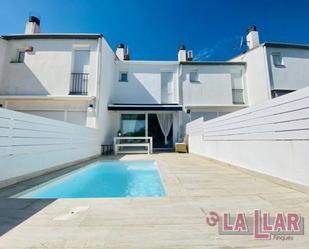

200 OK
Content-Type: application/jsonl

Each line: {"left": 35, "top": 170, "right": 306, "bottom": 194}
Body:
{"left": 117, "top": 130, "right": 122, "bottom": 137}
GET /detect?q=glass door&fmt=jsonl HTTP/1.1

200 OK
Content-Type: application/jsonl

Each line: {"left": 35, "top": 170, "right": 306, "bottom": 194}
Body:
{"left": 148, "top": 114, "right": 173, "bottom": 149}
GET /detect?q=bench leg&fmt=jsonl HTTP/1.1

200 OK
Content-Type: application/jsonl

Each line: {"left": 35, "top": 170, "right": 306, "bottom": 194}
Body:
{"left": 114, "top": 145, "right": 118, "bottom": 155}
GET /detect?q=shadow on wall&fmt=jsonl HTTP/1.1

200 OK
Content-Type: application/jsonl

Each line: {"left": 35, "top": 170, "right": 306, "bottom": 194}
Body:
{"left": 112, "top": 73, "right": 160, "bottom": 104}
{"left": 0, "top": 62, "right": 50, "bottom": 95}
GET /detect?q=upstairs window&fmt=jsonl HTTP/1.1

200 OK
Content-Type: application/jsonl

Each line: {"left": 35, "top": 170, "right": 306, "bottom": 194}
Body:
{"left": 11, "top": 50, "right": 25, "bottom": 63}
{"left": 272, "top": 53, "right": 284, "bottom": 67}
{"left": 119, "top": 71, "right": 128, "bottom": 82}
{"left": 189, "top": 71, "right": 199, "bottom": 82}
{"left": 17, "top": 51, "right": 25, "bottom": 63}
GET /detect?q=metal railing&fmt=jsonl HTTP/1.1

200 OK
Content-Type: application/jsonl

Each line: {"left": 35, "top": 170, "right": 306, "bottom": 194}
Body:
{"left": 232, "top": 89, "right": 245, "bottom": 104}
{"left": 69, "top": 73, "right": 89, "bottom": 95}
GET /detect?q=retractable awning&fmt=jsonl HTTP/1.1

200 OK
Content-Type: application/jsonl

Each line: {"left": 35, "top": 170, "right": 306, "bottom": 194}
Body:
{"left": 107, "top": 104, "right": 183, "bottom": 111}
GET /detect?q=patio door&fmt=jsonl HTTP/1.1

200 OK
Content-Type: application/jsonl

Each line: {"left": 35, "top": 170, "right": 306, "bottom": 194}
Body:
{"left": 148, "top": 114, "right": 173, "bottom": 149}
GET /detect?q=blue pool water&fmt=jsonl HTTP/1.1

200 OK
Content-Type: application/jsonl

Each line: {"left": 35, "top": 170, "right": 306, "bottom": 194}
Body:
{"left": 16, "top": 160, "right": 166, "bottom": 198}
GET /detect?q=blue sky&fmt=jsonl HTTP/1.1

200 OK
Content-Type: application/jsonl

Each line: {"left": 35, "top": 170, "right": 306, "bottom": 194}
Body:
{"left": 0, "top": 0, "right": 308, "bottom": 61}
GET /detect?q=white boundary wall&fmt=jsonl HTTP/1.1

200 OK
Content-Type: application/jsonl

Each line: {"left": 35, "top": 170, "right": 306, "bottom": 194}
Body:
{"left": 187, "top": 87, "right": 309, "bottom": 187}
{"left": 0, "top": 108, "right": 101, "bottom": 188}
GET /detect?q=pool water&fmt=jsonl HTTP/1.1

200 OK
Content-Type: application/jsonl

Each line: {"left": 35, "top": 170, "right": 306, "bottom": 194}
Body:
{"left": 15, "top": 160, "right": 166, "bottom": 198}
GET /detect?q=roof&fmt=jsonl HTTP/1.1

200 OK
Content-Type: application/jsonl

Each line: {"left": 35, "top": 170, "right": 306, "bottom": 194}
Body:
{"left": 230, "top": 42, "right": 309, "bottom": 61}
{"left": 263, "top": 42, "right": 309, "bottom": 50}
{"left": 180, "top": 61, "right": 246, "bottom": 66}
{"left": 1, "top": 33, "right": 103, "bottom": 40}
{"left": 0, "top": 95, "right": 95, "bottom": 101}
{"left": 117, "top": 60, "right": 178, "bottom": 66}
{"left": 108, "top": 104, "right": 183, "bottom": 111}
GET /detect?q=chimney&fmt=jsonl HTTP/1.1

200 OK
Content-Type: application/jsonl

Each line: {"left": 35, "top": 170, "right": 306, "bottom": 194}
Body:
{"left": 116, "top": 43, "right": 130, "bottom": 60}
{"left": 246, "top": 25, "right": 259, "bottom": 50}
{"left": 178, "top": 44, "right": 186, "bottom": 62}
{"left": 187, "top": 50, "right": 193, "bottom": 61}
{"left": 25, "top": 16, "right": 40, "bottom": 34}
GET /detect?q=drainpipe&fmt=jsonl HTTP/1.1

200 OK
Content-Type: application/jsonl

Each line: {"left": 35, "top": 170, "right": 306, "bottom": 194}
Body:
{"left": 178, "top": 63, "right": 184, "bottom": 139}
{"left": 262, "top": 45, "right": 272, "bottom": 100}
{"left": 95, "top": 37, "right": 103, "bottom": 128}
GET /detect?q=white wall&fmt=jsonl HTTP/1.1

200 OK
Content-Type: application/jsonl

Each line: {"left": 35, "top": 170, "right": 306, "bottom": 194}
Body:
{"left": 181, "top": 65, "right": 247, "bottom": 106}
{"left": 0, "top": 38, "right": 99, "bottom": 96}
{"left": 96, "top": 38, "right": 117, "bottom": 144}
{"left": 0, "top": 98, "right": 93, "bottom": 126}
{"left": 231, "top": 46, "right": 271, "bottom": 105}
{"left": 266, "top": 47, "right": 309, "bottom": 91}
{"left": 112, "top": 62, "right": 178, "bottom": 104}
{"left": 0, "top": 39, "right": 7, "bottom": 87}
{"left": 0, "top": 107, "right": 101, "bottom": 188}
{"left": 187, "top": 87, "right": 309, "bottom": 187}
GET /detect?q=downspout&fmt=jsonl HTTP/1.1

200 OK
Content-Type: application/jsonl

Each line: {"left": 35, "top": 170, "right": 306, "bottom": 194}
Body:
{"left": 95, "top": 37, "right": 103, "bottom": 128}
{"left": 262, "top": 45, "right": 272, "bottom": 100}
{"left": 178, "top": 63, "right": 184, "bottom": 138}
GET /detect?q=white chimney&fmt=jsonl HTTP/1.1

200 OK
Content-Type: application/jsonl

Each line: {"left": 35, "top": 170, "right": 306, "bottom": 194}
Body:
{"left": 178, "top": 45, "right": 186, "bottom": 62}
{"left": 246, "top": 25, "right": 260, "bottom": 50}
{"left": 25, "top": 16, "right": 40, "bottom": 34}
{"left": 116, "top": 43, "right": 130, "bottom": 60}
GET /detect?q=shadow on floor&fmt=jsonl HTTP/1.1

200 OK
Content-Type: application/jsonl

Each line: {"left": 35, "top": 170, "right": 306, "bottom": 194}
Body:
{"left": 0, "top": 155, "right": 130, "bottom": 237}
{"left": 0, "top": 198, "right": 56, "bottom": 237}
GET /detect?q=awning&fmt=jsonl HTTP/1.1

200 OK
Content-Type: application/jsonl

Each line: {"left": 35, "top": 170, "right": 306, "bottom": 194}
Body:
{"left": 108, "top": 104, "right": 183, "bottom": 111}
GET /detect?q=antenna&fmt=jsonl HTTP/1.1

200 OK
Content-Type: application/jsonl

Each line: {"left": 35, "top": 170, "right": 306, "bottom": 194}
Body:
{"left": 239, "top": 36, "right": 245, "bottom": 49}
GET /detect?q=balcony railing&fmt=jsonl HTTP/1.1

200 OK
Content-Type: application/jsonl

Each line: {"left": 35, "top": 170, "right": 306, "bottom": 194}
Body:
{"left": 69, "top": 73, "right": 89, "bottom": 95}
{"left": 232, "top": 89, "right": 245, "bottom": 104}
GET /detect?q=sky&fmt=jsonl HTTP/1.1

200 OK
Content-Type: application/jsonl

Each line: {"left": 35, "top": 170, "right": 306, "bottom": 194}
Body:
{"left": 0, "top": 0, "right": 308, "bottom": 61}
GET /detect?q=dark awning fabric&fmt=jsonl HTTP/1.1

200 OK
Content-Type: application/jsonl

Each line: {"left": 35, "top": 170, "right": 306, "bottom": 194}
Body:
{"left": 108, "top": 104, "right": 183, "bottom": 111}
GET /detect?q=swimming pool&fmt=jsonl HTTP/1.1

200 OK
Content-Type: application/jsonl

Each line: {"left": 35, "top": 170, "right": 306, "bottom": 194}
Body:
{"left": 15, "top": 160, "right": 166, "bottom": 198}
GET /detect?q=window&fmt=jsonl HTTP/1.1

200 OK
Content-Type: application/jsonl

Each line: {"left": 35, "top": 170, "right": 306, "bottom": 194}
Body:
{"left": 121, "top": 114, "right": 145, "bottom": 136}
{"left": 272, "top": 53, "right": 284, "bottom": 66}
{"left": 119, "top": 72, "right": 128, "bottom": 82}
{"left": 12, "top": 50, "right": 25, "bottom": 63}
{"left": 189, "top": 71, "right": 199, "bottom": 82}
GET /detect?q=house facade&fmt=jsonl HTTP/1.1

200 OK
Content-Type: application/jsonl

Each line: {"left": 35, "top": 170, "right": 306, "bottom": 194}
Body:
{"left": 0, "top": 18, "right": 308, "bottom": 150}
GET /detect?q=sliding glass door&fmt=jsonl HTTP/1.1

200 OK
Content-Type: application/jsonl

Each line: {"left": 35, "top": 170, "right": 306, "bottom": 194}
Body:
{"left": 148, "top": 114, "right": 173, "bottom": 149}
{"left": 120, "top": 113, "right": 173, "bottom": 149}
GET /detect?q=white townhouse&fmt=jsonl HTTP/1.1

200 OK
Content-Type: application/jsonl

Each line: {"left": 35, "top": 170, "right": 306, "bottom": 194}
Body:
{"left": 0, "top": 18, "right": 308, "bottom": 151}
{"left": 231, "top": 26, "right": 309, "bottom": 104}
{"left": 0, "top": 17, "right": 102, "bottom": 127}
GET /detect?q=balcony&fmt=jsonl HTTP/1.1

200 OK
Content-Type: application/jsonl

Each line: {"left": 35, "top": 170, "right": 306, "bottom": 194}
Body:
{"left": 69, "top": 73, "right": 89, "bottom": 95}
{"left": 232, "top": 89, "right": 245, "bottom": 104}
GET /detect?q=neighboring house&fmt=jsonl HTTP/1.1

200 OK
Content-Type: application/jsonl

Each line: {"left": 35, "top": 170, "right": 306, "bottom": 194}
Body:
{"left": 0, "top": 17, "right": 308, "bottom": 150}
{"left": 0, "top": 17, "right": 110, "bottom": 129}
{"left": 231, "top": 26, "right": 309, "bottom": 104}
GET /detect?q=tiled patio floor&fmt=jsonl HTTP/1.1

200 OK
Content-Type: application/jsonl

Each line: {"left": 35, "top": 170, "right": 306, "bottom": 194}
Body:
{"left": 0, "top": 153, "right": 308, "bottom": 248}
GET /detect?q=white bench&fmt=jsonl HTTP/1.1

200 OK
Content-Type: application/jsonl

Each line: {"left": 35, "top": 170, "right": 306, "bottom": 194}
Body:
{"left": 113, "top": 137, "right": 153, "bottom": 155}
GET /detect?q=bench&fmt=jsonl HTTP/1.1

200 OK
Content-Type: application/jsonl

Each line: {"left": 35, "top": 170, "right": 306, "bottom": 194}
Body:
{"left": 115, "top": 143, "right": 150, "bottom": 155}
{"left": 101, "top": 144, "right": 113, "bottom": 155}
{"left": 113, "top": 137, "right": 153, "bottom": 155}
